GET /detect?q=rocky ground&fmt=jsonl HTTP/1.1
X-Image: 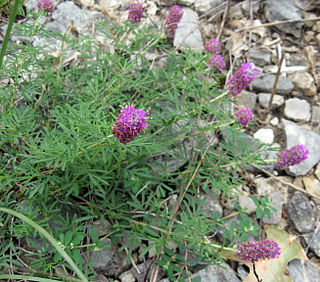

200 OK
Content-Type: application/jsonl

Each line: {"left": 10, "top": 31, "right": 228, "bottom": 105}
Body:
{"left": 2, "top": 0, "right": 320, "bottom": 281}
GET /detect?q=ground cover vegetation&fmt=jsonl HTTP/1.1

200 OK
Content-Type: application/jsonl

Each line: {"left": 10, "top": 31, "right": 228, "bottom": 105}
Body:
{"left": 0, "top": 2, "right": 309, "bottom": 281}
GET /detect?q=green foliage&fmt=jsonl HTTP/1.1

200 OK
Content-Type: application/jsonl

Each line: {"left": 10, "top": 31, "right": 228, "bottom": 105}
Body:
{"left": 252, "top": 196, "right": 277, "bottom": 219}
{"left": 0, "top": 9, "right": 276, "bottom": 281}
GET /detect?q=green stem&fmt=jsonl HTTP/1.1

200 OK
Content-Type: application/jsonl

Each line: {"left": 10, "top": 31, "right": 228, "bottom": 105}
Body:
{"left": 0, "top": 207, "right": 88, "bottom": 282}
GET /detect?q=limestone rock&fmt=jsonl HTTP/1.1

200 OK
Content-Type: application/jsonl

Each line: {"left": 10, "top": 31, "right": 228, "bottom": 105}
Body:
{"left": 291, "top": 71, "right": 317, "bottom": 96}
{"left": 284, "top": 98, "right": 311, "bottom": 122}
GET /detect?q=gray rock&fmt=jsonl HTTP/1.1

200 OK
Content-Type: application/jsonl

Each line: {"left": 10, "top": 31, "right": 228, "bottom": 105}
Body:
{"left": 174, "top": 8, "right": 204, "bottom": 51}
{"left": 194, "top": 0, "right": 224, "bottom": 14}
{"left": 284, "top": 98, "right": 311, "bottom": 122}
{"left": 265, "top": 0, "right": 303, "bottom": 37}
{"left": 285, "top": 192, "right": 315, "bottom": 233}
{"left": 309, "top": 224, "right": 320, "bottom": 257}
{"left": 291, "top": 71, "right": 317, "bottom": 96}
{"left": 254, "top": 128, "right": 274, "bottom": 145}
{"left": 176, "top": 0, "right": 195, "bottom": 6}
{"left": 312, "top": 106, "right": 320, "bottom": 123}
{"left": 254, "top": 176, "right": 290, "bottom": 202}
{"left": 288, "top": 259, "right": 320, "bottom": 282}
{"left": 238, "top": 194, "right": 257, "bottom": 215}
{"left": 261, "top": 192, "right": 284, "bottom": 225}
{"left": 248, "top": 49, "right": 271, "bottom": 67}
{"left": 282, "top": 119, "right": 320, "bottom": 176}
{"left": 190, "top": 263, "right": 241, "bottom": 282}
{"left": 258, "top": 93, "right": 284, "bottom": 109}
{"left": 199, "top": 192, "right": 223, "bottom": 217}
{"left": 252, "top": 74, "right": 294, "bottom": 95}
{"left": 235, "top": 91, "right": 257, "bottom": 110}
{"left": 119, "top": 270, "right": 135, "bottom": 282}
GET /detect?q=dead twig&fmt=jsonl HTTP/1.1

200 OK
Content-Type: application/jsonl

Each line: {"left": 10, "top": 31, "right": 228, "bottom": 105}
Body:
{"left": 217, "top": 0, "right": 231, "bottom": 42}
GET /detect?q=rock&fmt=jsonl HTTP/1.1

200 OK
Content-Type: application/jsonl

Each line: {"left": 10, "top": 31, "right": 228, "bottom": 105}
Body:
{"left": 176, "top": 0, "right": 195, "bottom": 6}
{"left": 199, "top": 192, "right": 223, "bottom": 216}
{"left": 265, "top": 0, "right": 303, "bottom": 37}
{"left": 238, "top": 194, "right": 257, "bottom": 215}
{"left": 270, "top": 117, "right": 279, "bottom": 126}
{"left": 258, "top": 93, "right": 284, "bottom": 109}
{"left": 290, "top": 71, "right": 317, "bottom": 96}
{"left": 282, "top": 119, "right": 320, "bottom": 176}
{"left": 119, "top": 270, "right": 135, "bottom": 282}
{"left": 309, "top": 224, "right": 320, "bottom": 257}
{"left": 252, "top": 74, "right": 294, "bottom": 95}
{"left": 174, "top": 8, "right": 204, "bottom": 51}
{"left": 254, "top": 176, "right": 290, "bottom": 202}
{"left": 302, "top": 175, "right": 320, "bottom": 203}
{"left": 248, "top": 49, "right": 271, "bottom": 67}
{"left": 253, "top": 128, "right": 274, "bottom": 144}
{"left": 315, "top": 163, "right": 320, "bottom": 181}
{"left": 261, "top": 192, "right": 284, "bottom": 225}
{"left": 312, "top": 106, "right": 320, "bottom": 123}
{"left": 316, "top": 34, "right": 320, "bottom": 49}
{"left": 285, "top": 192, "right": 315, "bottom": 233}
{"left": 284, "top": 98, "right": 311, "bottom": 122}
{"left": 194, "top": 0, "right": 224, "bottom": 14}
{"left": 190, "top": 263, "right": 241, "bottom": 282}
{"left": 288, "top": 259, "right": 320, "bottom": 281}
{"left": 241, "top": 1, "right": 260, "bottom": 15}
{"left": 235, "top": 91, "right": 257, "bottom": 110}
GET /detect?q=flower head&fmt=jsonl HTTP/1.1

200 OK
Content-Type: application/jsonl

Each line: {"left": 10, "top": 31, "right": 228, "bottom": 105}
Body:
{"left": 235, "top": 107, "right": 253, "bottom": 127}
{"left": 236, "top": 239, "right": 281, "bottom": 262}
{"left": 37, "top": 0, "right": 54, "bottom": 15}
{"left": 209, "top": 55, "right": 225, "bottom": 71}
{"left": 275, "top": 144, "right": 309, "bottom": 169}
{"left": 112, "top": 104, "right": 149, "bottom": 144}
{"left": 165, "top": 5, "right": 183, "bottom": 36}
{"left": 226, "top": 62, "right": 258, "bottom": 96}
{"left": 128, "top": 2, "right": 143, "bottom": 23}
{"left": 205, "top": 39, "right": 221, "bottom": 55}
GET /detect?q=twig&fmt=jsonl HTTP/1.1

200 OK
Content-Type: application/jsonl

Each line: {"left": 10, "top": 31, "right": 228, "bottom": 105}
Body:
{"left": 251, "top": 164, "right": 320, "bottom": 200}
{"left": 217, "top": 0, "right": 231, "bottom": 42}
{"left": 268, "top": 52, "right": 285, "bottom": 110}
{"left": 237, "top": 17, "right": 320, "bottom": 32}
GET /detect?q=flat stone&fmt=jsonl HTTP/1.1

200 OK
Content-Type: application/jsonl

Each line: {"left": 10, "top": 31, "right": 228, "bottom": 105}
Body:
{"left": 288, "top": 259, "right": 320, "bottom": 281}
{"left": 261, "top": 192, "right": 284, "bottom": 225}
{"left": 282, "top": 119, "right": 320, "bottom": 176}
{"left": 265, "top": 0, "right": 303, "bottom": 37}
{"left": 252, "top": 74, "right": 294, "bottom": 95}
{"left": 253, "top": 128, "right": 274, "bottom": 144}
{"left": 194, "top": 0, "right": 224, "bottom": 14}
{"left": 190, "top": 263, "right": 241, "bottom": 282}
{"left": 309, "top": 224, "right": 320, "bottom": 257}
{"left": 312, "top": 106, "right": 320, "bottom": 123}
{"left": 291, "top": 71, "right": 317, "bottom": 96}
{"left": 199, "top": 192, "right": 223, "bottom": 217}
{"left": 238, "top": 194, "right": 257, "bottom": 215}
{"left": 235, "top": 91, "right": 257, "bottom": 110}
{"left": 248, "top": 49, "right": 271, "bottom": 67}
{"left": 174, "top": 8, "right": 204, "bottom": 51}
{"left": 119, "top": 270, "right": 136, "bottom": 282}
{"left": 254, "top": 176, "right": 290, "bottom": 202}
{"left": 285, "top": 192, "right": 315, "bottom": 233}
{"left": 258, "top": 93, "right": 284, "bottom": 109}
{"left": 284, "top": 98, "right": 311, "bottom": 122}
{"left": 302, "top": 175, "right": 320, "bottom": 203}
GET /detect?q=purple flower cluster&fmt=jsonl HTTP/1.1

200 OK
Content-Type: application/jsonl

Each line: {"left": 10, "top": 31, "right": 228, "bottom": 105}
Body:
{"left": 165, "top": 5, "right": 184, "bottom": 36}
{"left": 205, "top": 38, "right": 221, "bottom": 55}
{"left": 234, "top": 107, "right": 253, "bottom": 127}
{"left": 37, "top": 0, "right": 54, "bottom": 14}
{"left": 208, "top": 55, "right": 225, "bottom": 71}
{"left": 236, "top": 239, "right": 281, "bottom": 262}
{"left": 226, "top": 62, "right": 258, "bottom": 96}
{"left": 275, "top": 144, "right": 309, "bottom": 169}
{"left": 128, "top": 2, "right": 143, "bottom": 23}
{"left": 112, "top": 104, "right": 149, "bottom": 145}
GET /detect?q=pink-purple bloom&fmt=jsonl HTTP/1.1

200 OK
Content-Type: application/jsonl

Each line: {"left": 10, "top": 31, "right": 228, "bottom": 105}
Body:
{"left": 205, "top": 39, "right": 221, "bottom": 55}
{"left": 112, "top": 104, "right": 149, "bottom": 145}
{"left": 235, "top": 107, "right": 253, "bottom": 127}
{"left": 226, "top": 62, "right": 258, "bottom": 96}
{"left": 275, "top": 144, "right": 309, "bottom": 169}
{"left": 128, "top": 2, "right": 143, "bottom": 23}
{"left": 209, "top": 55, "right": 225, "bottom": 71}
{"left": 165, "top": 5, "right": 184, "bottom": 36}
{"left": 236, "top": 239, "right": 281, "bottom": 262}
{"left": 37, "top": 0, "right": 54, "bottom": 14}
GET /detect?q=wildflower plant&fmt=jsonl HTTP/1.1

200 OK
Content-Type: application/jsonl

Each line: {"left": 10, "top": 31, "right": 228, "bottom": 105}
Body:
{"left": 0, "top": 2, "right": 306, "bottom": 282}
{"left": 165, "top": 5, "right": 184, "bottom": 36}
{"left": 275, "top": 144, "right": 309, "bottom": 169}
{"left": 235, "top": 107, "right": 253, "bottom": 127}
{"left": 128, "top": 2, "right": 143, "bottom": 23}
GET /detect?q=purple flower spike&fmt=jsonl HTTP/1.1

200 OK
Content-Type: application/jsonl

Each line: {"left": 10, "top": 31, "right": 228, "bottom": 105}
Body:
{"left": 112, "top": 104, "right": 149, "bottom": 145}
{"left": 236, "top": 239, "right": 281, "bottom": 262}
{"left": 37, "top": 0, "right": 54, "bottom": 14}
{"left": 275, "top": 144, "right": 309, "bottom": 169}
{"left": 226, "top": 62, "right": 258, "bottom": 96}
{"left": 128, "top": 2, "right": 143, "bottom": 23}
{"left": 235, "top": 107, "right": 253, "bottom": 127}
{"left": 205, "top": 39, "right": 221, "bottom": 55}
{"left": 209, "top": 55, "right": 225, "bottom": 71}
{"left": 165, "top": 5, "right": 184, "bottom": 36}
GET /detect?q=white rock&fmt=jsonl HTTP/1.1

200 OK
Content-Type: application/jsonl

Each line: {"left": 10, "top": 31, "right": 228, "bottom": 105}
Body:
{"left": 258, "top": 93, "right": 284, "bottom": 109}
{"left": 270, "top": 117, "right": 279, "bottom": 126}
{"left": 284, "top": 98, "right": 311, "bottom": 122}
{"left": 254, "top": 128, "right": 274, "bottom": 144}
{"left": 291, "top": 71, "right": 317, "bottom": 96}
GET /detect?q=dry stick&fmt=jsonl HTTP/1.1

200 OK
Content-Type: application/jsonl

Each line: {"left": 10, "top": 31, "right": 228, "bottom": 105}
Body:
{"left": 238, "top": 16, "right": 320, "bottom": 31}
{"left": 217, "top": 0, "right": 231, "bottom": 42}
{"left": 251, "top": 164, "right": 320, "bottom": 200}
{"left": 267, "top": 53, "right": 285, "bottom": 110}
